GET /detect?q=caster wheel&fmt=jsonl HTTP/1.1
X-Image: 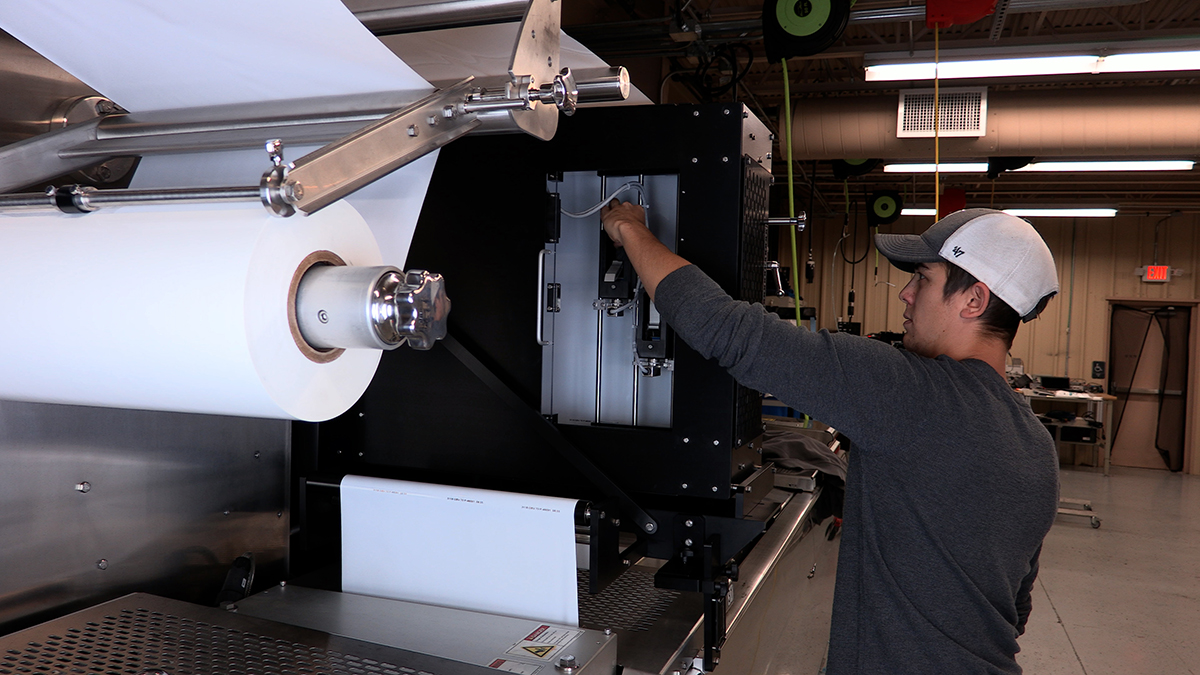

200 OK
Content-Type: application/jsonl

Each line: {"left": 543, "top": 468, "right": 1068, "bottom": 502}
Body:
{"left": 1090, "top": 517, "right": 1101, "bottom": 528}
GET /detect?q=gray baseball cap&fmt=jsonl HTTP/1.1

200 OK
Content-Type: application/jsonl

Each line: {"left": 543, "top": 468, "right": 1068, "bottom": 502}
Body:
{"left": 874, "top": 208, "right": 1059, "bottom": 322}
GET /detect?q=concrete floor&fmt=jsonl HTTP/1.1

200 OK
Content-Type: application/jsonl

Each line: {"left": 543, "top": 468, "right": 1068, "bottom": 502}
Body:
{"left": 1017, "top": 465, "right": 1200, "bottom": 675}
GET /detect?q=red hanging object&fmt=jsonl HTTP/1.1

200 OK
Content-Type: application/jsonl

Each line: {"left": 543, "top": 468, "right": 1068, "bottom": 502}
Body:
{"left": 925, "top": 0, "right": 997, "bottom": 28}
{"left": 938, "top": 188, "right": 967, "bottom": 219}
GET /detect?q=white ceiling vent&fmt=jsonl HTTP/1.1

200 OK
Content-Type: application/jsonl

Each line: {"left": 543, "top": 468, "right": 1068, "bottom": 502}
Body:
{"left": 897, "top": 87, "right": 988, "bottom": 138}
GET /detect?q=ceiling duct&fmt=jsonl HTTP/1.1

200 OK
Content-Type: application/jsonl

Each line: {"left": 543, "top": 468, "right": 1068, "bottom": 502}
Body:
{"left": 848, "top": 0, "right": 1150, "bottom": 25}
{"left": 789, "top": 85, "right": 1200, "bottom": 160}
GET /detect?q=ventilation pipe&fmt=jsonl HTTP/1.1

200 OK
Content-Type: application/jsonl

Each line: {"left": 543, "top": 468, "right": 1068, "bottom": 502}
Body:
{"left": 790, "top": 85, "right": 1200, "bottom": 160}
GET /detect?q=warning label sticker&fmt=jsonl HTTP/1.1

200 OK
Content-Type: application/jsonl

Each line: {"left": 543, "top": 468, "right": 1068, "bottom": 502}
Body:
{"left": 503, "top": 625, "right": 582, "bottom": 661}
{"left": 488, "top": 659, "right": 541, "bottom": 674}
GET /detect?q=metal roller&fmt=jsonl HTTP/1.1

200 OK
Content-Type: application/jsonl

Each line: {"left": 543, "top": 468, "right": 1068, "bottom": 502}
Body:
{"left": 295, "top": 265, "right": 450, "bottom": 351}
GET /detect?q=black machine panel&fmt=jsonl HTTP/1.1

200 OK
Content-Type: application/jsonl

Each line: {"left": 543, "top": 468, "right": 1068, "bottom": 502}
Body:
{"left": 317, "top": 103, "right": 773, "bottom": 515}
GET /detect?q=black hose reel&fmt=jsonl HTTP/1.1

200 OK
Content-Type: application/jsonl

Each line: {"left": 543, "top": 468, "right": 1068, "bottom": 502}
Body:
{"left": 762, "top": 0, "right": 852, "bottom": 61}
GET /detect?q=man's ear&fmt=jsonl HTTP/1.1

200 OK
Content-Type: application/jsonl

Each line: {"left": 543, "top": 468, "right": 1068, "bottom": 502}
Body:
{"left": 960, "top": 282, "right": 990, "bottom": 319}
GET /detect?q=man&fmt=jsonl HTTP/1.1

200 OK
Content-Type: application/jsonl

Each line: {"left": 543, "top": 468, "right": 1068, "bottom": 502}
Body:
{"left": 601, "top": 204, "right": 1060, "bottom": 674}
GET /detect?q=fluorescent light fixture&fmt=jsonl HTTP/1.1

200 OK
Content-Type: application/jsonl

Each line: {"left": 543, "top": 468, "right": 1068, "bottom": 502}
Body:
{"left": 885, "top": 163, "right": 989, "bottom": 173}
{"left": 1003, "top": 208, "right": 1117, "bottom": 218}
{"left": 865, "top": 49, "right": 1200, "bottom": 81}
{"left": 1017, "top": 160, "right": 1195, "bottom": 172}
{"left": 884, "top": 160, "right": 1194, "bottom": 173}
{"left": 899, "top": 207, "right": 1116, "bottom": 218}
{"left": 1103, "top": 50, "right": 1200, "bottom": 73}
{"left": 867, "top": 55, "right": 1098, "bottom": 81}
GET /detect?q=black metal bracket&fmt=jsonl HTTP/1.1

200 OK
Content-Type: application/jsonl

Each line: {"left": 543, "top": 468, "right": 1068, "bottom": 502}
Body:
{"left": 441, "top": 334, "right": 658, "bottom": 539}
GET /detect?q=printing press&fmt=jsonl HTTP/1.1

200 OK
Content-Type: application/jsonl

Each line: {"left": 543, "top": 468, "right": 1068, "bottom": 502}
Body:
{"left": 0, "top": 1, "right": 844, "bottom": 673}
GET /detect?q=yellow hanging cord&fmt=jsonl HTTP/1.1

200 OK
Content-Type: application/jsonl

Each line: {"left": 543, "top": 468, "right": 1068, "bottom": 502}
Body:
{"left": 933, "top": 23, "right": 940, "bottom": 220}
{"left": 781, "top": 59, "right": 802, "bottom": 321}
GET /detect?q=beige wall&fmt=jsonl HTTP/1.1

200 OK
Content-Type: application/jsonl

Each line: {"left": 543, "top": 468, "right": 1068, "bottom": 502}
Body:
{"left": 778, "top": 212, "right": 1200, "bottom": 473}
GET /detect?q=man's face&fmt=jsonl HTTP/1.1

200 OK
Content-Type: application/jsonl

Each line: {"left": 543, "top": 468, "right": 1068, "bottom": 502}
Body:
{"left": 897, "top": 262, "right": 963, "bottom": 358}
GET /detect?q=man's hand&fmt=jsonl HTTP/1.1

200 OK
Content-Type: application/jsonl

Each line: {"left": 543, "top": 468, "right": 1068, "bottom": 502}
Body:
{"left": 599, "top": 199, "right": 690, "bottom": 301}
{"left": 601, "top": 200, "right": 646, "bottom": 247}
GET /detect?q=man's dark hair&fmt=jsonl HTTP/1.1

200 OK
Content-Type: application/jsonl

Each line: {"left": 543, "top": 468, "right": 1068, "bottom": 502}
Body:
{"left": 942, "top": 262, "right": 1020, "bottom": 348}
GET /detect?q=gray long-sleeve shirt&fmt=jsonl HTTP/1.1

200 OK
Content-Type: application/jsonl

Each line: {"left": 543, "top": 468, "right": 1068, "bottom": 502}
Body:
{"left": 654, "top": 265, "right": 1059, "bottom": 675}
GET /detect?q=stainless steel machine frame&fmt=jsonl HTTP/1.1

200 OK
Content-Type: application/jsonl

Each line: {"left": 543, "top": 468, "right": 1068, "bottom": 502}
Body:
{"left": 239, "top": 585, "right": 618, "bottom": 675}
{"left": 0, "top": 401, "right": 290, "bottom": 634}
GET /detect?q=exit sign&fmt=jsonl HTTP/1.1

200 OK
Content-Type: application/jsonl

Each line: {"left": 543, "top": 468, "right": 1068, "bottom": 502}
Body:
{"left": 1142, "top": 265, "right": 1171, "bottom": 282}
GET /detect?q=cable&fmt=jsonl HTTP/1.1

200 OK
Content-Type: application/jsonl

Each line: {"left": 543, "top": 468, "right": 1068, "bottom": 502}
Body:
{"left": 837, "top": 182, "right": 869, "bottom": 266}
{"left": 561, "top": 181, "right": 647, "bottom": 218}
{"left": 933, "top": 23, "right": 941, "bottom": 219}
{"left": 694, "top": 43, "right": 755, "bottom": 101}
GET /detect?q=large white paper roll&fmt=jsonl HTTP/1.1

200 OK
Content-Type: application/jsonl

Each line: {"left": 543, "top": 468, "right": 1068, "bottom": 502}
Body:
{"left": 0, "top": 201, "right": 383, "bottom": 421}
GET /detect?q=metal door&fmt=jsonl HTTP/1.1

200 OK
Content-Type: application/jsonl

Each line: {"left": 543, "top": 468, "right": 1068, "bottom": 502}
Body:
{"left": 1108, "top": 304, "right": 1191, "bottom": 471}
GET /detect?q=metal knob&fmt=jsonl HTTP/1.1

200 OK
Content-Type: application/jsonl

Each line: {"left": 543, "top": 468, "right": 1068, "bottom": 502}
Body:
{"left": 390, "top": 269, "right": 450, "bottom": 350}
{"left": 766, "top": 214, "right": 807, "bottom": 232}
{"left": 295, "top": 266, "right": 450, "bottom": 351}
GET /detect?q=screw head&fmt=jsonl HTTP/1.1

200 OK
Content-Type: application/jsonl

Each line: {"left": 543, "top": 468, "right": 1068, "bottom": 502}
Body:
{"left": 713, "top": 439, "right": 720, "bottom": 446}
{"left": 96, "top": 559, "right": 108, "bottom": 570}
{"left": 722, "top": 156, "right": 728, "bottom": 162}
{"left": 683, "top": 437, "right": 690, "bottom": 444}
{"left": 691, "top": 157, "right": 698, "bottom": 163}
{"left": 75, "top": 481, "right": 91, "bottom": 493}
{"left": 681, "top": 483, "right": 689, "bottom": 489}
{"left": 284, "top": 181, "right": 304, "bottom": 201}
{"left": 693, "top": 110, "right": 700, "bottom": 117}
{"left": 407, "top": 125, "right": 419, "bottom": 137}
{"left": 684, "top": 538, "right": 693, "bottom": 547}
{"left": 685, "top": 519, "right": 694, "bottom": 527}
{"left": 712, "top": 486, "right": 719, "bottom": 492}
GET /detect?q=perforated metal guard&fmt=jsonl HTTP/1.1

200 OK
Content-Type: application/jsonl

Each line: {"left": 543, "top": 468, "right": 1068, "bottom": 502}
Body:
{"left": 0, "top": 594, "right": 493, "bottom": 675}
{"left": 576, "top": 568, "right": 681, "bottom": 633}
{"left": 734, "top": 162, "right": 773, "bottom": 448}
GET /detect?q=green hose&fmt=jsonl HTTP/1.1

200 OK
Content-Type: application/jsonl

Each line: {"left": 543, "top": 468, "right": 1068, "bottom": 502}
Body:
{"left": 781, "top": 59, "right": 803, "bottom": 321}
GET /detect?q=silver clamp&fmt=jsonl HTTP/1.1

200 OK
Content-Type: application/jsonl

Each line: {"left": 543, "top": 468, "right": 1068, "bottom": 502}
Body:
{"left": 260, "top": 139, "right": 301, "bottom": 217}
{"left": 530, "top": 68, "right": 579, "bottom": 116}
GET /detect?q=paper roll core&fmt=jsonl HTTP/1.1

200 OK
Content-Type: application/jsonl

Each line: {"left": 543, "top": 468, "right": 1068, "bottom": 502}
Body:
{"left": 288, "top": 250, "right": 347, "bottom": 364}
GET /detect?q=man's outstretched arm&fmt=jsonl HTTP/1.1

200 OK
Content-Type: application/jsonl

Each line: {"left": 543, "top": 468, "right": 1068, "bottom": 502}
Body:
{"left": 600, "top": 200, "right": 690, "bottom": 300}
